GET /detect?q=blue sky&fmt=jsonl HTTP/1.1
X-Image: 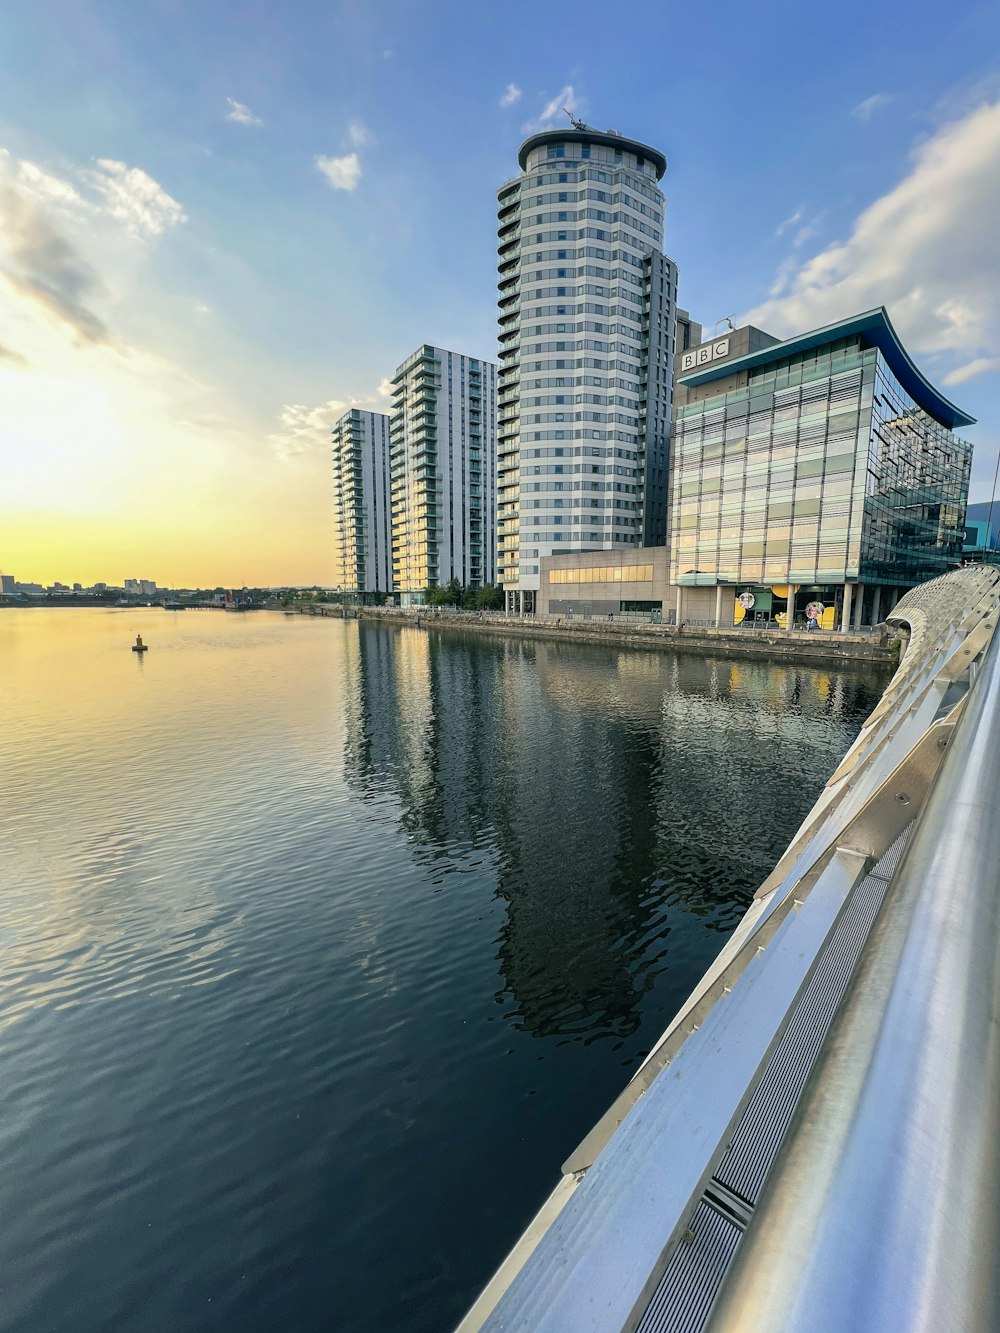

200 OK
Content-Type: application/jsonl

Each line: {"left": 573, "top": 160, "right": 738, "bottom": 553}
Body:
{"left": 3, "top": 0, "right": 1000, "bottom": 583}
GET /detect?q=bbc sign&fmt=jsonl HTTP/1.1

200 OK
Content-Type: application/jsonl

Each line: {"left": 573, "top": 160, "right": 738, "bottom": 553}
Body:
{"left": 680, "top": 338, "right": 730, "bottom": 372}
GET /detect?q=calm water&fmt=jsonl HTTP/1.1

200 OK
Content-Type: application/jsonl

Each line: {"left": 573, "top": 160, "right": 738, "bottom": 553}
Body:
{"left": 0, "top": 608, "right": 887, "bottom": 1331}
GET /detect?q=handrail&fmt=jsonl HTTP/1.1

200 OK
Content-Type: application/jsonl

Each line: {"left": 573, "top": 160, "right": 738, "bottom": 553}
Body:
{"left": 705, "top": 621, "right": 1000, "bottom": 1332}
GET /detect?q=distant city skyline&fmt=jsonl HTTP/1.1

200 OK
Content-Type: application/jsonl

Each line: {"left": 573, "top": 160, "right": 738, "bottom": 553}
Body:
{"left": 2, "top": 0, "right": 999, "bottom": 584}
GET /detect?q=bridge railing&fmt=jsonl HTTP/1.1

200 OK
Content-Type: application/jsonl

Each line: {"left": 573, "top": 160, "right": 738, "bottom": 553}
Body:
{"left": 460, "top": 564, "right": 1000, "bottom": 1333}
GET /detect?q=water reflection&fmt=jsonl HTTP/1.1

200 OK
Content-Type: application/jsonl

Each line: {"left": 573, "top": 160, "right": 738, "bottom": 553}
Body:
{"left": 343, "top": 623, "right": 885, "bottom": 1044}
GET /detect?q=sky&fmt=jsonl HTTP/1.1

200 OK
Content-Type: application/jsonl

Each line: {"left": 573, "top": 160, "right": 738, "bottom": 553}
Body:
{"left": 3, "top": 0, "right": 1000, "bottom": 587}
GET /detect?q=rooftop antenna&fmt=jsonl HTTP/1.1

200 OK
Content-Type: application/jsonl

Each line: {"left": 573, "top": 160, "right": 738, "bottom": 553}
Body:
{"left": 563, "top": 107, "right": 589, "bottom": 132}
{"left": 714, "top": 315, "right": 736, "bottom": 335}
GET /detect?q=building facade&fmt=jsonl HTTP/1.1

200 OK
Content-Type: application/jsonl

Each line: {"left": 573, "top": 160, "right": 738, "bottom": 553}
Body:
{"left": 538, "top": 546, "right": 671, "bottom": 617}
{"left": 497, "top": 124, "right": 686, "bottom": 614}
{"left": 670, "top": 308, "right": 974, "bottom": 630}
{"left": 390, "top": 345, "right": 497, "bottom": 605}
{"left": 331, "top": 408, "right": 393, "bottom": 597}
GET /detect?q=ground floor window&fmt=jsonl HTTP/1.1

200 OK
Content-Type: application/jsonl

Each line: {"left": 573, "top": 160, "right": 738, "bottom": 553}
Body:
{"left": 734, "top": 583, "right": 843, "bottom": 630}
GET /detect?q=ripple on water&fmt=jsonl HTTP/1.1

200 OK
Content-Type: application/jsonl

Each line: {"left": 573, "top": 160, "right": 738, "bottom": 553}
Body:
{"left": 0, "top": 610, "right": 887, "bottom": 1333}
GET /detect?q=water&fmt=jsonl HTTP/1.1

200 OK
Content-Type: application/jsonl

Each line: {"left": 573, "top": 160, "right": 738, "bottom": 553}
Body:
{"left": 0, "top": 608, "right": 886, "bottom": 1331}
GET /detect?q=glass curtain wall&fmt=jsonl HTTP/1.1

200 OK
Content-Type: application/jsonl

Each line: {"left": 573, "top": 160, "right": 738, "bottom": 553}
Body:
{"left": 861, "top": 356, "right": 971, "bottom": 585}
{"left": 671, "top": 336, "right": 970, "bottom": 591}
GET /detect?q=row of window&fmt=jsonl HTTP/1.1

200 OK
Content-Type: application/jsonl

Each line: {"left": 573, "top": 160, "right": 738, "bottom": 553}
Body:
{"left": 529, "top": 162, "right": 662, "bottom": 204}
{"left": 547, "top": 564, "right": 655, "bottom": 584}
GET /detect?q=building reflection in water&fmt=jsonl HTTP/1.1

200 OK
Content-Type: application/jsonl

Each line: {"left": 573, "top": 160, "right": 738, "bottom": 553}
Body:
{"left": 342, "top": 622, "right": 885, "bottom": 1045}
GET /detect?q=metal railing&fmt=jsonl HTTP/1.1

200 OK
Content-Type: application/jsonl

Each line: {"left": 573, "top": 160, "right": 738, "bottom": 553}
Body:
{"left": 706, "top": 583, "right": 1000, "bottom": 1330}
{"left": 460, "top": 565, "right": 1000, "bottom": 1333}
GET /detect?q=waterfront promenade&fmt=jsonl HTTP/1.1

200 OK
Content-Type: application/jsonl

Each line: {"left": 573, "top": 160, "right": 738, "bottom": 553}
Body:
{"left": 292, "top": 603, "right": 898, "bottom": 668}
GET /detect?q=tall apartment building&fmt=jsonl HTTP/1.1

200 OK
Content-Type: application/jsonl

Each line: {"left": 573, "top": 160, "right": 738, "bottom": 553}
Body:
{"left": 331, "top": 408, "right": 393, "bottom": 597}
{"left": 390, "top": 345, "right": 497, "bottom": 605}
{"left": 497, "top": 122, "right": 683, "bottom": 613}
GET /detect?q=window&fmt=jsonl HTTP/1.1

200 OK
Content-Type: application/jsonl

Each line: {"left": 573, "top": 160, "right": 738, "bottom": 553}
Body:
{"left": 547, "top": 145, "right": 565, "bottom": 159}
{"left": 558, "top": 192, "right": 568, "bottom": 202}
{"left": 581, "top": 144, "right": 591, "bottom": 158}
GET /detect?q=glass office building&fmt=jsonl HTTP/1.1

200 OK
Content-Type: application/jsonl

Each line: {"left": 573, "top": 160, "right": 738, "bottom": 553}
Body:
{"left": 670, "top": 308, "right": 974, "bottom": 630}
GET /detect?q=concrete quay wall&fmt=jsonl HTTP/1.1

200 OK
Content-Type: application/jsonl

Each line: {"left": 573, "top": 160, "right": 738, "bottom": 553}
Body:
{"left": 298, "top": 605, "right": 898, "bottom": 668}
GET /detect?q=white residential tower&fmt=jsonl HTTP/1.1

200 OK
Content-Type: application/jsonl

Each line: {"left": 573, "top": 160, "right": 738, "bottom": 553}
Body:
{"left": 390, "top": 345, "right": 497, "bottom": 604}
{"left": 497, "top": 122, "right": 682, "bottom": 613}
{"left": 331, "top": 408, "right": 394, "bottom": 597}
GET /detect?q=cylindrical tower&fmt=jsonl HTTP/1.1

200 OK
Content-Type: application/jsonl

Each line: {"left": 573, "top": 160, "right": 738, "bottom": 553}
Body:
{"left": 496, "top": 124, "right": 677, "bottom": 614}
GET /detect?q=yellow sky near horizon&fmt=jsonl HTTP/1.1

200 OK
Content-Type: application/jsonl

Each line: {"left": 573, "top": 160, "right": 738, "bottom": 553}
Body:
{"left": 0, "top": 149, "right": 352, "bottom": 590}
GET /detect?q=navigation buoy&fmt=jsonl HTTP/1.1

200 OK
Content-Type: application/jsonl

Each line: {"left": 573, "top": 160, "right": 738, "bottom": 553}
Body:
{"left": 131, "top": 634, "right": 148, "bottom": 653}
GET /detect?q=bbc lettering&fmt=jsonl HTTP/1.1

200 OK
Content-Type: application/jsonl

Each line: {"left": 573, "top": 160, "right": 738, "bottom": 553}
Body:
{"left": 680, "top": 338, "right": 730, "bottom": 372}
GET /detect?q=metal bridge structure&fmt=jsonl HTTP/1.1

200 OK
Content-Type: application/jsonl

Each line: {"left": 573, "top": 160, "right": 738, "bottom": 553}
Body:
{"left": 461, "top": 564, "right": 1000, "bottom": 1333}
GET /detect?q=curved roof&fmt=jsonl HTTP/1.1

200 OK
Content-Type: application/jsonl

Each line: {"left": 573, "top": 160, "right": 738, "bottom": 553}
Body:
{"left": 677, "top": 307, "right": 975, "bottom": 429}
{"left": 517, "top": 128, "right": 667, "bottom": 180}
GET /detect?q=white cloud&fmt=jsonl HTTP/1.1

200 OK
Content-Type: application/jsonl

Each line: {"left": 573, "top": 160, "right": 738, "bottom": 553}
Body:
{"left": 775, "top": 206, "right": 803, "bottom": 237}
{"left": 0, "top": 159, "right": 110, "bottom": 345}
{"left": 499, "top": 83, "right": 522, "bottom": 108}
{"left": 942, "top": 356, "right": 1000, "bottom": 386}
{"left": 522, "top": 84, "right": 582, "bottom": 133}
{"left": 271, "top": 379, "right": 396, "bottom": 459}
{"left": 315, "top": 152, "right": 361, "bottom": 193}
{"left": 347, "top": 120, "right": 373, "bottom": 148}
{"left": 225, "top": 97, "right": 263, "bottom": 127}
{"left": 775, "top": 205, "right": 823, "bottom": 250}
{"left": 743, "top": 100, "right": 1000, "bottom": 378}
{"left": 270, "top": 397, "right": 364, "bottom": 459}
{"left": 14, "top": 156, "right": 87, "bottom": 210}
{"left": 87, "top": 159, "right": 187, "bottom": 238}
{"left": 1, "top": 150, "right": 186, "bottom": 241}
{"left": 852, "top": 92, "right": 892, "bottom": 121}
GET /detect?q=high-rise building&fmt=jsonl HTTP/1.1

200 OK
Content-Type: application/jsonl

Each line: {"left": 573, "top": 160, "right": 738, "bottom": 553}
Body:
{"left": 497, "top": 122, "right": 682, "bottom": 613}
{"left": 331, "top": 408, "right": 393, "bottom": 597}
{"left": 390, "top": 345, "right": 497, "bottom": 605}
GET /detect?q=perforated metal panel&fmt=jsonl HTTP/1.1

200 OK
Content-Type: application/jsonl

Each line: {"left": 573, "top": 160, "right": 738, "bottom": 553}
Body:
{"left": 634, "top": 1200, "right": 742, "bottom": 1333}
{"left": 715, "top": 829, "right": 908, "bottom": 1205}
{"left": 631, "top": 827, "right": 912, "bottom": 1333}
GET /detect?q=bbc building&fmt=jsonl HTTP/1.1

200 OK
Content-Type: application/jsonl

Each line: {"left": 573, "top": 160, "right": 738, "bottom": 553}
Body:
{"left": 667, "top": 308, "right": 973, "bottom": 631}
{"left": 538, "top": 308, "right": 973, "bottom": 627}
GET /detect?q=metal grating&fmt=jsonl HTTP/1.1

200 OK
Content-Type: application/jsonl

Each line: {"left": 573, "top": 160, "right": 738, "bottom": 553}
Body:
{"left": 634, "top": 1200, "right": 742, "bottom": 1333}
{"left": 631, "top": 827, "right": 912, "bottom": 1333}
{"left": 714, "top": 825, "right": 912, "bottom": 1205}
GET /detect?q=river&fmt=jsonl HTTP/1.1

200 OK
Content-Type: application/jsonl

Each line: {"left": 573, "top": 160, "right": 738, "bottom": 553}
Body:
{"left": 0, "top": 608, "right": 886, "bottom": 1331}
